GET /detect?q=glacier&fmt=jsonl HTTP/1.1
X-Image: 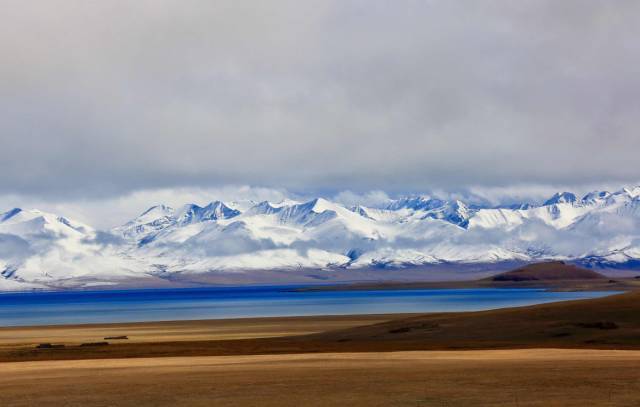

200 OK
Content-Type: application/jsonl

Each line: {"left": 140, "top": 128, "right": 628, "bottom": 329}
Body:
{"left": 1, "top": 185, "right": 640, "bottom": 290}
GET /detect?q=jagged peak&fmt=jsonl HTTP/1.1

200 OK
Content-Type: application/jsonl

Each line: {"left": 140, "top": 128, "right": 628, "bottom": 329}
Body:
{"left": 581, "top": 190, "right": 611, "bottom": 204}
{"left": 451, "top": 199, "right": 469, "bottom": 210}
{"left": 621, "top": 186, "right": 640, "bottom": 198}
{"left": 203, "top": 200, "right": 226, "bottom": 209}
{"left": 268, "top": 198, "right": 340, "bottom": 226}
{"left": 308, "top": 197, "right": 336, "bottom": 213}
{"left": 351, "top": 205, "right": 374, "bottom": 220}
{"left": 174, "top": 201, "right": 240, "bottom": 225}
{"left": 0, "top": 207, "right": 91, "bottom": 234}
{"left": 139, "top": 204, "right": 174, "bottom": 217}
{"left": 0, "top": 208, "right": 23, "bottom": 222}
{"left": 248, "top": 200, "right": 281, "bottom": 215}
{"left": 201, "top": 200, "right": 240, "bottom": 219}
{"left": 544, "top": 192, "right": 577, "bottom": 206}
{"left": 0, "top": 208, "right": 50, "bottom": 222}
{"left": 174, "top": 203, "right": 203, "bottom": 224}
{"left": 386, "top": 195, "right": 442, "bottom": 211}
{"left": 281, "top": 198, "right": 333, "bottom": 214}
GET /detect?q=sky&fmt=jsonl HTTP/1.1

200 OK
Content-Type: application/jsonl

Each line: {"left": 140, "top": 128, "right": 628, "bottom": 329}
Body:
{"left": 1, "top": 1, "right": 639, "bottom": 227}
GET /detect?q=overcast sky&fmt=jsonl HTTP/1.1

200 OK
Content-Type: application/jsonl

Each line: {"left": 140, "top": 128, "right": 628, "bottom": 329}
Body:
{"left": 1, "top": 1, "right": 639, "bottom": 225}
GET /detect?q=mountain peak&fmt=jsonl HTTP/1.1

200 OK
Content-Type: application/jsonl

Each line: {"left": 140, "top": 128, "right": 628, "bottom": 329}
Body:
{"left": 581, "top": 190, "right": 611, "bottom": 204}
{"left": 386, "top": 196, "right": 441, "bottom": 211}
{"left": 140, "top": 204, "right": 174, "bottom": 217}
{"left": 621, "top": 186, "right": 640, "bottom": 199}
{"left": 174, "top": 203, "right": 204, "bottom": 225}
{"left": 309, "top": 197, "right": 335, "bottom": 213}
{"left": 544, "top": 192, "right": 577, "bottom": 206}
{"left": 173, "top": 201, "right": 241, "bottom": 226}
{"left": 0, "top": 208, "right": 23, "bottom": 222}
{"left": 351, "top": 205, "right": 373, "bottom": 219}
{"left": 248, "top": 201, "right": 281, "bottom": 215}
{"left": 0, "top": 207, "right": 91, "bottom": 236}
{"left": 201, "top": 201, "right": 240, "bottom": 220}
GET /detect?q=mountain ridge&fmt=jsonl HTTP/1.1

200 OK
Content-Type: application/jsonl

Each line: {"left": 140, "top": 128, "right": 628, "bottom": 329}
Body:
{"left": 2, "top": 185, "right": 640, "bottom": 289}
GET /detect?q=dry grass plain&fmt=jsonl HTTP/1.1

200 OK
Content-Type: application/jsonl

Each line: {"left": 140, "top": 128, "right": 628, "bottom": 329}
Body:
{"left": 0, "top": 314, "right": 399, "bottom": 348}
{"left": 2, "top": 350, "right": 640, "bottom": 406}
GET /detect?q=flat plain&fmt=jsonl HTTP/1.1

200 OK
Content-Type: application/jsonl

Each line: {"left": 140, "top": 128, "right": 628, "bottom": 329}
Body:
{"left": 2, "top": 349, "right": 640, "bottom": 406}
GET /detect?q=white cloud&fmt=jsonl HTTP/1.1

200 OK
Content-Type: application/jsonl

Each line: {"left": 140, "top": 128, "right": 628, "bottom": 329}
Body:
{"left": 332, "top": 190, "right": 392, "bottom": 208}
{"left": 0, "top": 1, "right": 639, "bottom": 197}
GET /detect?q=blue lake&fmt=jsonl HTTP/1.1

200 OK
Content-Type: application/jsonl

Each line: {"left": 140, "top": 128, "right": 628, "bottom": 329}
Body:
{"left": 0, "top": 286, "right": 618, "bottom": 327}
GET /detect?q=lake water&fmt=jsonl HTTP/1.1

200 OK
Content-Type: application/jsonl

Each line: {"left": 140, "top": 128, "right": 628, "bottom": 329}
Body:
{"left": 0, "top": 286, "right": 618, "bottom": 327}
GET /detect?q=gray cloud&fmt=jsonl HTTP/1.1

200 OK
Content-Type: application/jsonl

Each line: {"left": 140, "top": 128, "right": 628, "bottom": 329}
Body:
{"left": 1, "top": 0, "right": 639, "bottom": 198}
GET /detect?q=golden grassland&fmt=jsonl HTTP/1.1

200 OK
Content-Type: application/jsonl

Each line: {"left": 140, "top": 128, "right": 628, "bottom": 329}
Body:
{"left": 2, "top": 349, "right": 640, "bottom": 406}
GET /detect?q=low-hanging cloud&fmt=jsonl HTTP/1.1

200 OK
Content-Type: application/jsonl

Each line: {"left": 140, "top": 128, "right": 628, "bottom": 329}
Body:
{"left": 1, "top": 0, "right": 639, "bottom": 199}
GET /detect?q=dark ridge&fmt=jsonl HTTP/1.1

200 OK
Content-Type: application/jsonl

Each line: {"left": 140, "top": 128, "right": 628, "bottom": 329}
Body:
{"left": 491, "top": 261, "right": 606, "bottom": 282}
{"left": 35, "top": 343, "right": 65, "bottom": 349}
{"left": 80, "top": 342, "right": 109, "bottom": 347}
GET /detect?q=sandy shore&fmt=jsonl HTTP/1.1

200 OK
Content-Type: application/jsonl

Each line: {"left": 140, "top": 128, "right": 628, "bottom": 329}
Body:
{"left": 2, "top": 349, "right": 640, "bottom": 406}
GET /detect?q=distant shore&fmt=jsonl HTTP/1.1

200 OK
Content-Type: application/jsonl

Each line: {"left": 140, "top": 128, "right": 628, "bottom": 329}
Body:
{"left": 293, "top": 276, "right": 640, "bottom": 293}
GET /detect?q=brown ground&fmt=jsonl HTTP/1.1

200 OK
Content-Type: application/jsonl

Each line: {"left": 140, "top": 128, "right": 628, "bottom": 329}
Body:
{"left": 310, "top": 288, "right": 640, "bottom": 349}
{"left": 294, "top": 270, "right": 640, "bottom": 293}
{"left": 0, "top": 314, "right": 398, "bottom": 348}
{"left": 2, "top": 350, "right": 640, "bottom": 406}
{"left": 490, "top": 261, "right": 607, "bottom": 281}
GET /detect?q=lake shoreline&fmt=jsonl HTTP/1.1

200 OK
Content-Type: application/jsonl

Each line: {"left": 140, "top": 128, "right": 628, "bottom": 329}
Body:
{"left": 1, "top": 288, "right": 638, "bottom": 363}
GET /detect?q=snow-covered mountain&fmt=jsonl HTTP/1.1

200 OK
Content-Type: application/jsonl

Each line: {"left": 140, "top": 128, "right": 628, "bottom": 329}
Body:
{"left": 0, "top": 208, "right": 142, "bottom": 290}
{"left": 2, "top": 185, "right": 640, "bottom": 290}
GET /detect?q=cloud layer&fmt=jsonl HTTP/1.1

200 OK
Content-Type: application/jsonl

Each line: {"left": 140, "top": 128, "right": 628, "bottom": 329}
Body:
{"left": 1, "top": 1, "right": 639, "bottom": 198}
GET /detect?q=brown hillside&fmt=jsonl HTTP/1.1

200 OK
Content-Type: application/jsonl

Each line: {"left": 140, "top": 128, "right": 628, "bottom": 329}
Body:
{"left": 491, "top": 261, "right": 606, "bottom": 282}
{"left": 307, "top": 289, "right": 640, "bottom": 350}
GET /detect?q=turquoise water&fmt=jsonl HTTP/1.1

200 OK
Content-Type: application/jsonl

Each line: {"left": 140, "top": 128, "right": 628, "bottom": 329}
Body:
{"left": 0, "top": 286, "right": 618, "bottom": 327}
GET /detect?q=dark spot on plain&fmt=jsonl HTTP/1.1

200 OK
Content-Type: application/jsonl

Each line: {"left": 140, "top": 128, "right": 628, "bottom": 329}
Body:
{"left": 389, "top": 327, "right": 411, "bottom": 334}
{"left": 575, "top": 321, "right": 618, "bottom": 330}
{"left": 35, "top": 343, "right": 65, "bottom": 349}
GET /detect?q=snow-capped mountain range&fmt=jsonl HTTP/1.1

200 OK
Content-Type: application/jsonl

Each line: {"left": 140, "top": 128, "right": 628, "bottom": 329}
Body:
{"left": 2, "top": 185, "right": 640, "bottom": 290}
